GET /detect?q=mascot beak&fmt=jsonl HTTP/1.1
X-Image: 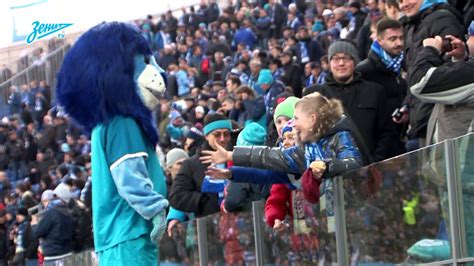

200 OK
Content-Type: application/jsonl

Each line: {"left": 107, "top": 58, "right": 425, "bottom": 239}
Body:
{"left": 137, "top": 60, "right": 166, "bottom": 111}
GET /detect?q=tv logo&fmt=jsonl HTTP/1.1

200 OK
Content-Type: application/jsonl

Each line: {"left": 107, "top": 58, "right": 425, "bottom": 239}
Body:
{"left": 26, "top": 21, "right": 73, "bottom": 44}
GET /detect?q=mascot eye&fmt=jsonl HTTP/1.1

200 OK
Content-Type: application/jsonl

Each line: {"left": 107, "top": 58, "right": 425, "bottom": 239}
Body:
{"left": 144, "top": 55, "right": 150, "bottom": 65}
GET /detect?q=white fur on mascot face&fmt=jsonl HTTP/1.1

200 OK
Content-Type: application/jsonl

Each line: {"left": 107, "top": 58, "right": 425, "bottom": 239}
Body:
{"left": 134, "top": 54, "right": 166, "bottom": 111}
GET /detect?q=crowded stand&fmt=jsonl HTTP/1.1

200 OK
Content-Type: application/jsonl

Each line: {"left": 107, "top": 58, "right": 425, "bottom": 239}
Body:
{"left": 1, "top": 0, "right": 473, "bottom": 265}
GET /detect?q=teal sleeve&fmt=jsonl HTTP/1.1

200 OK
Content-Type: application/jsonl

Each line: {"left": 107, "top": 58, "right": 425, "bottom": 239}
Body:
{"left": 166, "top": 207, "right": 187, "bottom": 222}
{"left": 111, "top": 156, "right": 169, "bottom": 220}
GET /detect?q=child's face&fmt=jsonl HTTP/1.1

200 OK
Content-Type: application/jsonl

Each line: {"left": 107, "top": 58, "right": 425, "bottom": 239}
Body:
{"left": 282, "top": 131, "right": 296, "bottom": 149}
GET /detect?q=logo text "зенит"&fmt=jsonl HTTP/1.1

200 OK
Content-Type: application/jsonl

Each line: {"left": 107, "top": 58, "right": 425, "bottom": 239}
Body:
{"left": 27, "top": 21, "right": 73, "bottom": 44}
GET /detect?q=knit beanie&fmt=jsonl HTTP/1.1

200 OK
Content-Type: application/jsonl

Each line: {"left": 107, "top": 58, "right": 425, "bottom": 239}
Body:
{"left": 328, "top": 41, "right": 360, "bottom": 64}
{"left": 16, "top": 207, "right": 29, "bottom": 217}
{"left": 166, "top": 148, "right": 189, "bottom": 168}
{"left": 187, "top": 127, "right": 204, "bottom": 141}
{"left": 236, "top": 122, "right": 266, "bottom": 146}
{"left": 257, "top": 69, "right": 274, "bottom": 85}
{"left": 273, "top": 96, "right": 299, "bottom": 123}
{"left": 203, "top": 113, "right": 232, "bottom": 135}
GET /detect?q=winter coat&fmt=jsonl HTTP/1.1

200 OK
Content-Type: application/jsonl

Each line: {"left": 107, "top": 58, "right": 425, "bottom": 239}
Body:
{"left": 409, "top": 45, "right": 474, "bottom": 143}
{"left": 402, "top": 3, "right": 465, "bottom": 139}
{"left": 280, "top": 61, "right": 302, "bottom": 97}
{"left": 304, "top": 72, "right": 395, "bottom": 161}
{"left": 34, "top": 201, "right": 74, "bottom": 257}
{"left": 168, "top": 142, "right": 221, "bottom": 217}
{"left": 356, "top": 50, "right": 407, "bottom": 156}
{"left": 229, "top": 96, "right": 266, "bottom": 127}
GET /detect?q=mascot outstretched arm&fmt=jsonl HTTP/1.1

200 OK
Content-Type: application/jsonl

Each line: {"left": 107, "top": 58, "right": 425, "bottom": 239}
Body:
{"left": 56, "top": 22, "right": 168, "bottom": 265}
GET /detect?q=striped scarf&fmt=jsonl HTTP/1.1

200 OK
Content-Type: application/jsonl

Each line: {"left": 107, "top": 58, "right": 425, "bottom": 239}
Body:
{"left": 304, "top": 142, "right": 326, "bottom": 167}
{"left": 370, "top": 40, "right": 404, "bottom": 75}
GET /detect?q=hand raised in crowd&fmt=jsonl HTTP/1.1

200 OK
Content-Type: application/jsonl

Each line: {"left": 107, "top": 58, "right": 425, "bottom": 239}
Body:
{"left": 444, "top": 35, "right": 468, "bottom": 60}
{"left": 200, "top": 140, "right": 231, "bottom": 164}
{"left": 422, "top": 35, "right": 444, "bottom": 52}
{"left": 205, "top": 167, "right": 232, "bottom": 180}
{"left": 423, "top": 35, "right": 467, "bottom": 60}
{"left": 273, "top": 219, "right": 289, "bottom": 232}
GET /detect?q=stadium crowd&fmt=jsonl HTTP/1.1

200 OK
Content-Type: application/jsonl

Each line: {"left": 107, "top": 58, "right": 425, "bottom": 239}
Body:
{"left": 1, "top": 0, "right": 473, "bottom": 264}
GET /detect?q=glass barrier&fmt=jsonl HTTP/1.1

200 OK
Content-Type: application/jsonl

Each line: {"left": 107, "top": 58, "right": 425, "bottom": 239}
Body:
{"left": 159, "top": 218, "right": 199, "bottom": 266}
{"left": 341, "top": 141, "right": 451, "bottom": 264}
{"left": 454, "top": 133, "right": 474, "bottom": 261}
{"left": 199, "top": 210, "right": 257, "bottom": 265}
{"left": 255, "top": 187, "right": 337, "bottom": 265}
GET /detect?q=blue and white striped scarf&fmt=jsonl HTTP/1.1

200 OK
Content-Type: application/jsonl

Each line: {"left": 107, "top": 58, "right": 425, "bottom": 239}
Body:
{"left": 370, "top": 40, "right": 404, "bottom": 75}
{"left": 304, "top": 142, "right": 326, "bottom": 168}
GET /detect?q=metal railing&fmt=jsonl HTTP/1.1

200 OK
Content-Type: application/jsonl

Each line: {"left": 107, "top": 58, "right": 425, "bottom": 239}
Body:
{"left": 59, "top": 132, "right": 474, "bottom": 265}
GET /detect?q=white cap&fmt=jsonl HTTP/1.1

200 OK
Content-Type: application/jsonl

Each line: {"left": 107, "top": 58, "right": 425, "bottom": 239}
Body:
{"left": 322, "top": 9, "right": 334, "bottom": 17}
{"left": 195, "top": 106, "right": 205, "bottom": 114}
{"left": 53, "top": 183, "right": 71, "bottom": 204}
{"left": 41, "top": 190, "right": 54, "bottom": 201}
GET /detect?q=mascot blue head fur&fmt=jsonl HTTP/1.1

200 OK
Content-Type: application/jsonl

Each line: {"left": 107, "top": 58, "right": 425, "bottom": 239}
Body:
{"left": 57, "top": 22, "right": 166, "bottom": 146}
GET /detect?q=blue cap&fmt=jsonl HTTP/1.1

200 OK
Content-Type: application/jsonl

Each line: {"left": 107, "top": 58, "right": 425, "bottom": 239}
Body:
{"left": 469, "top": 21, "right": 474, "bottom": 36}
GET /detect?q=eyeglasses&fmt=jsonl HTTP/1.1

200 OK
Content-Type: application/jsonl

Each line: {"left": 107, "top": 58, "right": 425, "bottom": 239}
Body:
{"left": 331, "top": 55, "right": 353, "bottom": 63}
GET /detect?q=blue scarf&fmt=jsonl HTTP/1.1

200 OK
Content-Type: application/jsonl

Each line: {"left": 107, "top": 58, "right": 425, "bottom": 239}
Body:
{"left": 371, "top": 40, "right": 404, "bottom": 75}
{"left": 419, "top": 0, "right": 447, "bottom": 12}
{"left": 304, "top": 142, "right": 326, "bottom": 168}
{"left": 201, "top": 163, "right": 228, "bottom": 205}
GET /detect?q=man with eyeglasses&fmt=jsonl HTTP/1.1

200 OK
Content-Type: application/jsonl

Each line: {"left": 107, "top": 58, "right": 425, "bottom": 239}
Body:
{"left": 169, "top": 114, "right": 234, "bottom": 217}
{"left": 304, "top": 40, "right": 395, "bottom": 162}
{"left": 357, "top": 18, "right": 407, "bottom": 157}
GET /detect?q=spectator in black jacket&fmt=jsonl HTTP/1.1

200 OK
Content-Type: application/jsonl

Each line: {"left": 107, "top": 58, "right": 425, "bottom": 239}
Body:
{"left": 304, "top": 40, "right": 395, "bottom": 162}
{"left": 9, "top": 208, "right": 36, "bottom": 266}
{"left": 296, "top": 26, "right": 324, "bottom": 65}
{"left": 169, "top": 114, "right": 233, "bottom": 217}
{"left": 33, "top": 184, "right": 74, "bottom": 263}
{"left": 229, "top": 85, "right": 266, "bottom": 127}
{"left": 268, "top": 0, "right": 288, "bottom": 39}
{"left": 356, "top": 18, "right": 407, "bottom": 157}
{"left": 401, "top": 0, "right": 465, "bottom": 150}
{"left": 280, "top": 51, "right": 302, "bottom": 97}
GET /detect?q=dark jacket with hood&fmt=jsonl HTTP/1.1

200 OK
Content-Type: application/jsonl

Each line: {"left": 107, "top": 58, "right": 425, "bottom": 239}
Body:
{"left": 34, "top": 200, "right": 74, "bottom": 257}
{"left": 304, "top": 72, "right": 395, "bottom": 162}
{"left": 401, "top": 3, "right": 465, "bottom": 140}
{"left": 169, "top": 142, "right": 220, "bottom": 218}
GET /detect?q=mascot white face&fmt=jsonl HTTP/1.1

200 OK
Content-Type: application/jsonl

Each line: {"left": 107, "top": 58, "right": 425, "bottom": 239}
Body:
{"left": 134, "top": 54, "right": 166, "bottom": 111}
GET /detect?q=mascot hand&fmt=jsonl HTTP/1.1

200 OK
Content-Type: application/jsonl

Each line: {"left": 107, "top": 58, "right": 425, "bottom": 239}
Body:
{"left": 150, "top": 210, "right": 167, "bottom": 242}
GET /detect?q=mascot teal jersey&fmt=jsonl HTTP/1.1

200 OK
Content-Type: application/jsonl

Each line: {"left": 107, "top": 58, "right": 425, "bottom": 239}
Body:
{"left": 56, "top": 22, "right": 169, "bottom": 265}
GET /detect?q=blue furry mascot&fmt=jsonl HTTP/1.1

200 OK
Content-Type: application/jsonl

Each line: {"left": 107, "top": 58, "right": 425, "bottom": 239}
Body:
{"left": 56, "top": 22, "right": 168, "bottom": 265}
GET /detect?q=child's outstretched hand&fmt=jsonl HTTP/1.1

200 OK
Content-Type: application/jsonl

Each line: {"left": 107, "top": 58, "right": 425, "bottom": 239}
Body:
{"left": 205, "top": 167, "right": 232, "bottom": 180}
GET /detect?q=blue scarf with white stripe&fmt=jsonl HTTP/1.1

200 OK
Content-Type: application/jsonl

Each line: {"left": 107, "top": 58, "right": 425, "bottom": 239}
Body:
{"left": 370, "top": 40, "right": 404, "bottom": 75}
{"left": 304, "top": 142, "right": 326, "bottom": 167}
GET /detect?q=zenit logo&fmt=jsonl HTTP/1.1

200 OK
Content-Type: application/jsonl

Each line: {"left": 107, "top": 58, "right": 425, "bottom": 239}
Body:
{"left": 26, "top": 21, "right": 73, "bottom": 44}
